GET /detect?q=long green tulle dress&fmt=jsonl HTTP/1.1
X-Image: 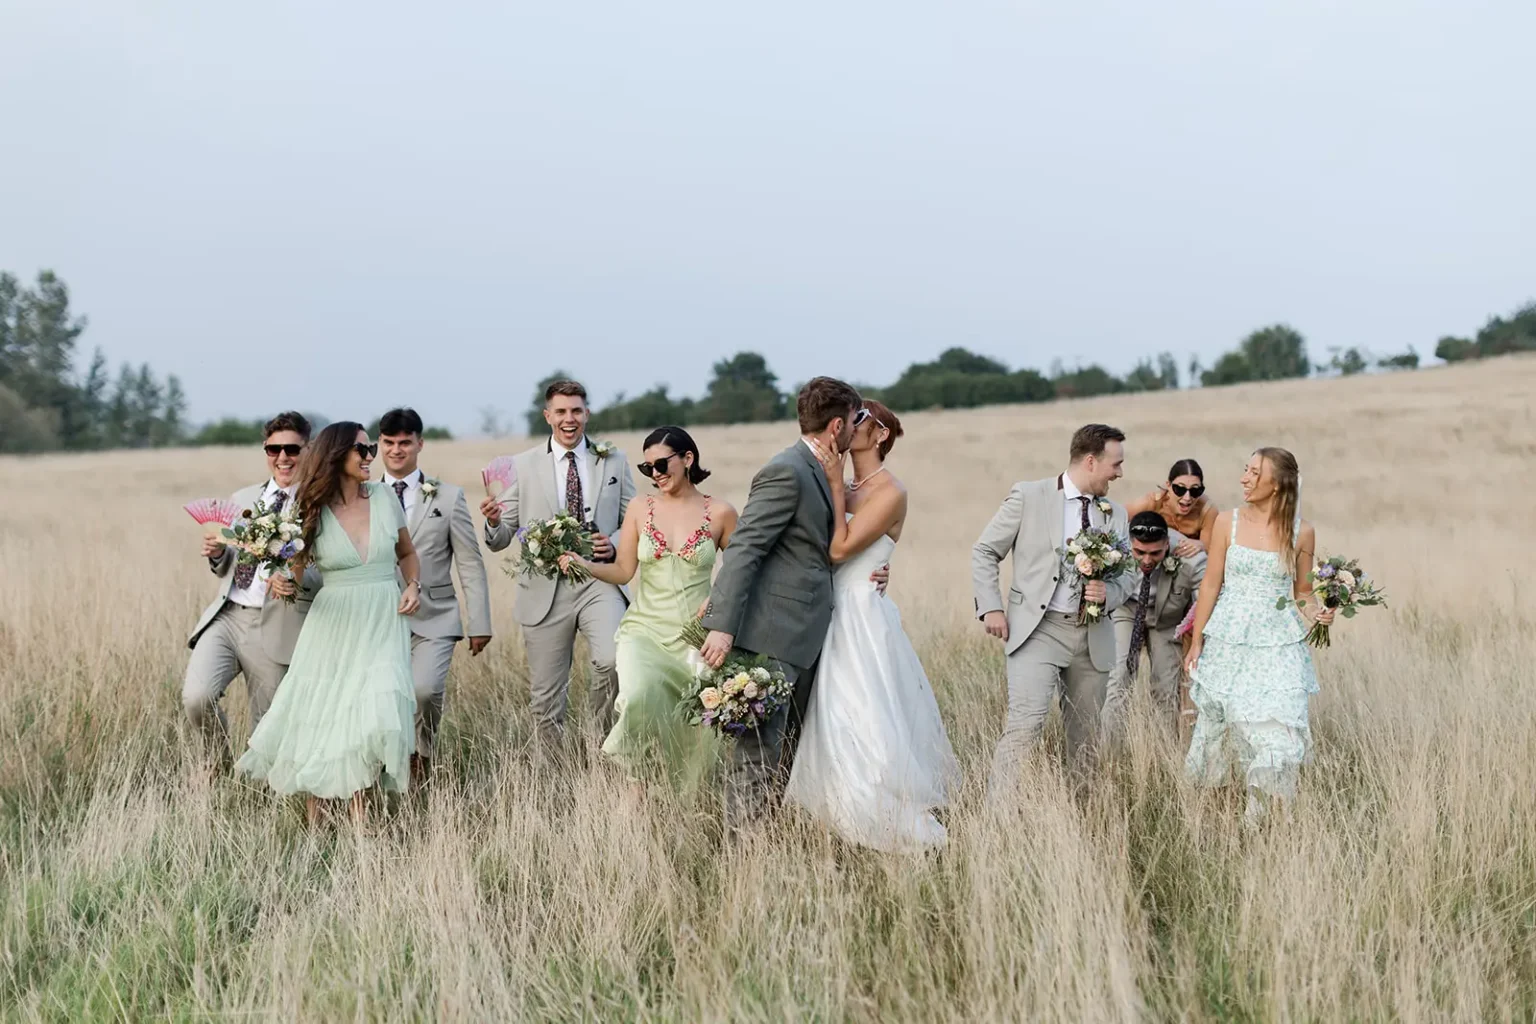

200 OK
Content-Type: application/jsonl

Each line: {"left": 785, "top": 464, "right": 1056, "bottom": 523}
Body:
{"left": 602, "top": 496, "right": 721, "bottom": 784}
{"left": 237, "top": 482, "right": 416, "bottom": 798}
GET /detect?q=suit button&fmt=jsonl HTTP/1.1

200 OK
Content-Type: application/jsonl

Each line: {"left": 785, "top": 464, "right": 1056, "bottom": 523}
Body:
{"left": 1052, "top": 576, "right": 1058, "bottom": 582}
{"left": 1040, "top": 604, "right": 1047, "bottom": 610}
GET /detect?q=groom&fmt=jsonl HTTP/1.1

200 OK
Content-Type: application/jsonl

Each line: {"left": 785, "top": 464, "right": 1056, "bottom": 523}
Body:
{"left": 699, "top": 376, "right": 863, "bottom": 833}
{"left": 972, "top": 423, "right": 1135, "bottom": 796}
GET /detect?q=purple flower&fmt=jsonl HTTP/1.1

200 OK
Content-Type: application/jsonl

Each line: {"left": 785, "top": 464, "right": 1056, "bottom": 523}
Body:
{"left": 751, "top": 702, "right": 765, "bottom": 715}
{"left": 1317, "top": 564, "right": 1336, "bottom": 579}
{"left": 278, "top": 541, "right": 297, "bottom": 560}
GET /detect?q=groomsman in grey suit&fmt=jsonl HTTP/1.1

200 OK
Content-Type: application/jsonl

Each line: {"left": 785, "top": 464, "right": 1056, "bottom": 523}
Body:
{"left": 699, "top": 377, "right": 863, "bottom": 833}
{"left": 482, "top": 379, "right": 634, "bottom": 748}
{"left": 1101, "top": 511, "right": 1206, "bottom": 743}
{"left": 377, "top": 407, "right": 493, "bottom": 784}
{"left": 972, "top": 424, "right": 1136, "bottom": 795}
{"left": 182, "top": 411, "right": 320, "bottom": 771}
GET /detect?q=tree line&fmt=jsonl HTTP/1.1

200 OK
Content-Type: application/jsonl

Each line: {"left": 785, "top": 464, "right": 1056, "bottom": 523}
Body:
{"left": 1, "top": 269, "right": 453, "bottom": 454}
{"left": 521, "top": 300, "right": 1523, "bottom": 433}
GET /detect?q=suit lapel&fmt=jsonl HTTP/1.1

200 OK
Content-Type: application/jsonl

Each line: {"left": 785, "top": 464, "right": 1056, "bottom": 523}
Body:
{"left": 407, "top": 471, "right": 433, "bottom": 538}
{"left": 1154, "top": 565, "right": 1173, "bottom": 620}
{"left": 535, "top": 442, "right": 560, "bottom": 519}
{"left": 586, "top": 437, "right": 608, "bottom": 519}
{"left": 794, "top": 442, "right": 834, "bottom": 517}
{"left": 1047, "top": 477, "right": 1065, "bottom": 551}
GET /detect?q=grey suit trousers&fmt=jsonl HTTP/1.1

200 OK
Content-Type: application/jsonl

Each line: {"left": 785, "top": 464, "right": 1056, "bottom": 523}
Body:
{"left": 181, "top": 605, "right": 287, "bottom": 764}
{"left": 522, "top": 579, "right": 625, "bottom": 744}
{"left": 988, "top": 611, "right": 1106, "bottom": 797}
{"left": 1102, "top": 618, "right": 1183, "bottom": 743}
{"left": 410, "top": 634, "right": 458, "bottom": 760}
{"left": 724, "top": 655, "right": 812, "bottom": 835}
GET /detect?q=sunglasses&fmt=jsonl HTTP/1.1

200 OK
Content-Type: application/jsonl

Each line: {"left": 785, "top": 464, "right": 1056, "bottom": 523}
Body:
{"left": 1169, "top": 483, "right": 1205, "bottom": 498}
{"left": 353, "top": 442, "right": 378, "bottom": 459}
{"left": 264, "top": 443, "right": 303, "bottom": 457}
{"left": 1129, "top": 524, "right": 1169, "bottom": 540}
{"left": 637, "top": 454, "right": 687, "bottom": 479}
{"left": 851, "top": 408, "right": 872, "bottom": 427}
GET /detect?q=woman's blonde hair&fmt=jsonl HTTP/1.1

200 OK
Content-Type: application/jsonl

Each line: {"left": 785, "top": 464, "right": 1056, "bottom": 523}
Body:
{"left": 1253, "top": 446, "right": 1301, "bottom": 576}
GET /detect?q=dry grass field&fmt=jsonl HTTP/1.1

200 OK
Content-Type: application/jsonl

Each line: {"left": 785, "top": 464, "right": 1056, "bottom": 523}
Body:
{"left": 2, "top": 356, "right": 1533, "bottom": 1021}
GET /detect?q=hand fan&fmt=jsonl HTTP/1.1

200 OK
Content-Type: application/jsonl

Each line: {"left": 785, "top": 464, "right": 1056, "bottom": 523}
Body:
{"left": 1174, "top": 602, "right": 1197, "bottom": 640}
{"left": 482, "top": 456, "right": 517, "bottom": 501}
{"left": 184, "top": 498, "right": 242, "bottom": 536}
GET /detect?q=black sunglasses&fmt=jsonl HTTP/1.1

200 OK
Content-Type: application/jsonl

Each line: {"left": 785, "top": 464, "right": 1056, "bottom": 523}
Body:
{"left": 352, "top": 442, "right": 378, "bottom": 458}
{"left": 1129, "top": 524, "right": 1169, "bottom": 540}
{"left": 264, "top": 443, "right": 303, "bottom": 457}
{"left": 638, "top": 454, "right": 687, "bottom": 479}
{"left": 851, "top": 408, "right": 872, "bottom": 427}
{"left": 1170, "top": 482, "right": 1205, "bottom": 498}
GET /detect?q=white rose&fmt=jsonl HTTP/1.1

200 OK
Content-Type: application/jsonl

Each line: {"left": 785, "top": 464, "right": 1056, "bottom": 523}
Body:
{"left": 290, "top": 538, "right": 305, "bottom": 553}
{"left": 528, "top": 540, "right": 541, "bottom": 556}
{"left": 267, "top": 539, "right": 284, "bottom": 556}
{"left": 1074, "top": 553, "right": 1096, "bottom": 575}
{"left": 1337, "top": 571, "right": 1356, "bottom": 588}
{"left": 1105, "top": 549, "right": 1122, "bottom": 564}
{"left": 1067, "top": 542, "right": 1082, "bottom": 555}
{"left": 743, "top": 682, "right": 760, "bottom": 699}
{"left": 257, "top": 515, "right": 276, "bottom": 528}
{"left": 751, "top": 667, "right": 770, "bottom": 683}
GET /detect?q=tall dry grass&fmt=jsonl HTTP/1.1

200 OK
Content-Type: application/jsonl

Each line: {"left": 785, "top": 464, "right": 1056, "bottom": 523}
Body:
{"left": 1, "top": 358, "right": 1533, "bottom": 1021}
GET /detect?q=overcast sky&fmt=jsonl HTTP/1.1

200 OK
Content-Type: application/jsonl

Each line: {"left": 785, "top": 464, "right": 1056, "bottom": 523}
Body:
{"left": 2, "top": 0, "right": 1532, "bottom": 433}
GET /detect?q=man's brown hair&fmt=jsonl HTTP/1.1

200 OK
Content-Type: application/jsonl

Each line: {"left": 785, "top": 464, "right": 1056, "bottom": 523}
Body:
{"left": 263, "top": 410, "right": 313, "bottom": 442}
{"left": 1069, "top": 423, "right": 1126, "bottom": 462}
{"left": 796, "top": 377, "right": 861, "bottom": 434}
{"left": 544, "top": 379, "right": 588, "bottom": 404}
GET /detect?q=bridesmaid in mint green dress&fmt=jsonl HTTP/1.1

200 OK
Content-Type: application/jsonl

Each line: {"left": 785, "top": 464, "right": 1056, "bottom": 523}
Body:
{"left": 562, "top": 427, "right": 737, "bottom": 785}
{"left": 1182, "top": 447, "right": 1336, "bottom": 823}
{"left": 237, "top": 422, "right": 423, "bottom": 824}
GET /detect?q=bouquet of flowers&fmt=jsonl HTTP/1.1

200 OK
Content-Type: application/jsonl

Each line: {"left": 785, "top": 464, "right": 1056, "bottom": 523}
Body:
{"left": 1277, "top": 554, "right": 1386, "bottom": 648}
{"left": 220, "top": 495, "right": 306, "bottom": 601}
{"left": 504, "top": 510, "right": 593, "bottom": 584}
{"left": 1059, "top": 527, "right": 1133, "bottom": 624}
{"left": 678, "top": 653, "right": 794, "bottom": 736}
{"left": 183, "top": 498, "right": 242, "bottom": 537}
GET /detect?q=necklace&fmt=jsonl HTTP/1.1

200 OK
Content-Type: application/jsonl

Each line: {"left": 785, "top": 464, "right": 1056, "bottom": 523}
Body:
{"left": 849, "top": 465, "right": 887, "bottom": 491}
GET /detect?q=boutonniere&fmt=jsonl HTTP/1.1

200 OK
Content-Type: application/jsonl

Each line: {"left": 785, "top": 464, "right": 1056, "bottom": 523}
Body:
{"left": 1162, "top": 554, "right": 1182, "bottom": 575}
{"left": 420, "top": 477, "right": 440, "bottom": 499}
{"left": 589, "top": 440, "right": 617, "bottom": 459}
{"left": 1096, "top": 498, "right": 1114, "bottom": 518}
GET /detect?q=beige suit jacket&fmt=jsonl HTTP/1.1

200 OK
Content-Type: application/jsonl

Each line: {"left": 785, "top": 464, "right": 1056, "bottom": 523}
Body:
{"left": 970, "top": 476, "right": 1135, "bottom": 671}
{"left": 484, "top": 438, "right": 635, "bottom": 627}
{"left": 186, "top": 481, "right": 321, "bottom": 665}
{"left": 397, "top": 475, "right": 493, "bottom": 640}
{"left": 1110, "top": 532, "right": 1208, "bottom": 632}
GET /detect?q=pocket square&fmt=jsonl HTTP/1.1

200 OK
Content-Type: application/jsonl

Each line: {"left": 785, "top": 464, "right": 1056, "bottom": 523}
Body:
{"left": 608, "top": 476, "right": 618, "bottom": 485}
{"left": 430, "top": 508, "right": 443, "bottom": 517}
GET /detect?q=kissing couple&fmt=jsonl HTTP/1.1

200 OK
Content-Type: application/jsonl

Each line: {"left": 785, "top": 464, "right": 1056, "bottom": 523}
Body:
{"left": 699, "top": 377, "right": 959, "bottom": 850}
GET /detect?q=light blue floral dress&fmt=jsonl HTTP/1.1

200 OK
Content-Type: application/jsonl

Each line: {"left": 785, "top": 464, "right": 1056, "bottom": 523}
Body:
{"left": 1184, "top": 510, "right": 1318, "bottom": 800}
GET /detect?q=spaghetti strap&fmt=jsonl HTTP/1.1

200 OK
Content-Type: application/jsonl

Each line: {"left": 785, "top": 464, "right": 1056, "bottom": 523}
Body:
{"left": 1230, "top": 508, "right": 1240, "bottom": 543}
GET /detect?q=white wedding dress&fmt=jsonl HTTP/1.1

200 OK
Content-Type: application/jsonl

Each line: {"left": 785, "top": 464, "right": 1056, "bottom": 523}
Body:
{"left": 784, "top": 528, "right": 960, "bottom": 852}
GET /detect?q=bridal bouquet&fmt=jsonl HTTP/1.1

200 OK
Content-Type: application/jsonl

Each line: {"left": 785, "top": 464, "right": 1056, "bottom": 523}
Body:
{"left": 221, "top": 495, "right": 306, "bottom": 601}
{"left": 1277, "top": 554, "right": 1386, "bottom": 648}
{"left": 678, "top": 654, "right": 793, "bottom": 736}
{"left": 1060, "top": 527, "right": 1133, "bottom": 624}
{"left": 504, "top": 510, "right": 593, "bottom": 584}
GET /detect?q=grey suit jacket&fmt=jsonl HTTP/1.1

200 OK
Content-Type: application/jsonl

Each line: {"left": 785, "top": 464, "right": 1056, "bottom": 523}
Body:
{"left": 186, "top": 481, "right": 322, "bottom": 665}
{"left": 971, "top": 476, "right": 1135, "bottom": 671}
{"left": 700, "top": 441, "right": 835, "bottom": 671}
{"left": 483, "top": 438, "right": 635, "bottom": 627}
{"left": 400, "top": 476, "right": 492, "bottom": 640}
{"left": 1110, "top": 531, "right": 1208, "bottom": 632}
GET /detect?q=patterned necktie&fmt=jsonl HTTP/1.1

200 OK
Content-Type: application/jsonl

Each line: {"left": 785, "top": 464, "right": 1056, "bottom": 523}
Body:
{"left": 1077, "top": 495, "right": 1091, "bottom": 532}
{"left": 564, "top": 451, "right": 584, "bottom": 518}
{"left": 1125, "top": 568, "right": 1154, "bottom": 673}
{"left": 233, "top": 489, "right": 289, "bottom": 591}
{"left": 393, "top": 480, "right": 408, "bottom": 509}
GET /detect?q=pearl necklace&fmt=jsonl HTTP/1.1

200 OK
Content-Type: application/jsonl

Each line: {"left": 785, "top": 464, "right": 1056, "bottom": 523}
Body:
{"left": 849, "top": 465, "right": 887, "bottom": 491}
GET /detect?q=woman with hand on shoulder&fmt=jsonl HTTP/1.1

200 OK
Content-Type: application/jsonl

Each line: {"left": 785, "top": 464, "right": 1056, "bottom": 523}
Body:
{"left": 1182, "top": 447, "right": 1335, "bottom": 825}
{"left": 1128, "top": 458, "right": 1218, "bottom": 555}
{"left": 560, "top": 427, "right": 737, "bottom": 785}
{"left": 237, "top": 422, "right": 420, "bottom": 825}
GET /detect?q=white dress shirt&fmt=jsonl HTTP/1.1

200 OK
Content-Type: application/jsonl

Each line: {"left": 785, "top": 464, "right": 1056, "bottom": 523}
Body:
{"left": 550, "top": 439, "right": 595, "bottom": 520}
{"left": 1048, "top": 472, "right": 1109, "bottom": 613}
{"left": 227, "top": 479, "right": 295, "bottom": 609}
{"left": 383, "top": 468, "right": 423, "bottom": 517}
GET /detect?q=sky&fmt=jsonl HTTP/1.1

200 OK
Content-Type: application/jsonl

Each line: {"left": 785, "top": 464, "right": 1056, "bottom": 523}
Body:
{"left": 2, "top": 0, "right": 1532, "bottom": 434}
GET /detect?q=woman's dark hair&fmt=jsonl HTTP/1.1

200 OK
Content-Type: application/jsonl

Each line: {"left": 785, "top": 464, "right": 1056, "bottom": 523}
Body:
{"left": 1167, "top": 458, "right": 1204, "bottom": 482}
{"left": 295, "top": 421, "right": 366, "bottom": 560}
{"left": 641, "top": 426, "right": 710, "bottom": 484}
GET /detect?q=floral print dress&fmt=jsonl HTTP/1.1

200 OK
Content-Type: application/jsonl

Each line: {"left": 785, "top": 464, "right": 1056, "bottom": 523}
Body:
{"left": 1184, "top": 511, "right": 1319, "bottom": 800}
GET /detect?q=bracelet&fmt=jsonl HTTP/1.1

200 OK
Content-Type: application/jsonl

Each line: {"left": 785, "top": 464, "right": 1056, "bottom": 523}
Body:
{"left": 405, "top": 579, "right": 421, "bottom": 590}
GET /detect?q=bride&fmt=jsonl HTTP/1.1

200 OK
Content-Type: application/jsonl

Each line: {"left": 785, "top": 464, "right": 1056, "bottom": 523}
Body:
{"left": 785, "top": 400, "right": 960, "bottom": 851}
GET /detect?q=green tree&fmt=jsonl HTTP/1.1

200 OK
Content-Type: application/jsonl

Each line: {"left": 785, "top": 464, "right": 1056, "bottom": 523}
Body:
{"left": 191, "top": 418, "right": 267, "bottom": 446}
{"left": 1377, "top": 348, "right": 1419, "bottom": 371}
{"left": 1325, "top": 347, "right": 1369, "bottom": 376}
{"left": 1053, "top": 364, "right": 1125, "bottom": 399}
{"left": 880, "top": 347, "right": 1051, "bottom": 411}
{"left": 696, "top": 352, "right": 786, "bottom": 424}
{"left": 1124, "top": 352, "right": 1179, "bottom": 391}
{"left": 1434, "top": 335, "right": 1476, "bottom": 363}
{"left": 1203, "top": 324, "right": 1310, "bottom": 386}
{"left": 590, "top": 385, "right": 697, "bottom": 432}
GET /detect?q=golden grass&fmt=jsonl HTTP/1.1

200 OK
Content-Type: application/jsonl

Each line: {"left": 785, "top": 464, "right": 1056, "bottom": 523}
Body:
{"left": 2, "top": 357, "right": 1533, "bottom": 1021}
